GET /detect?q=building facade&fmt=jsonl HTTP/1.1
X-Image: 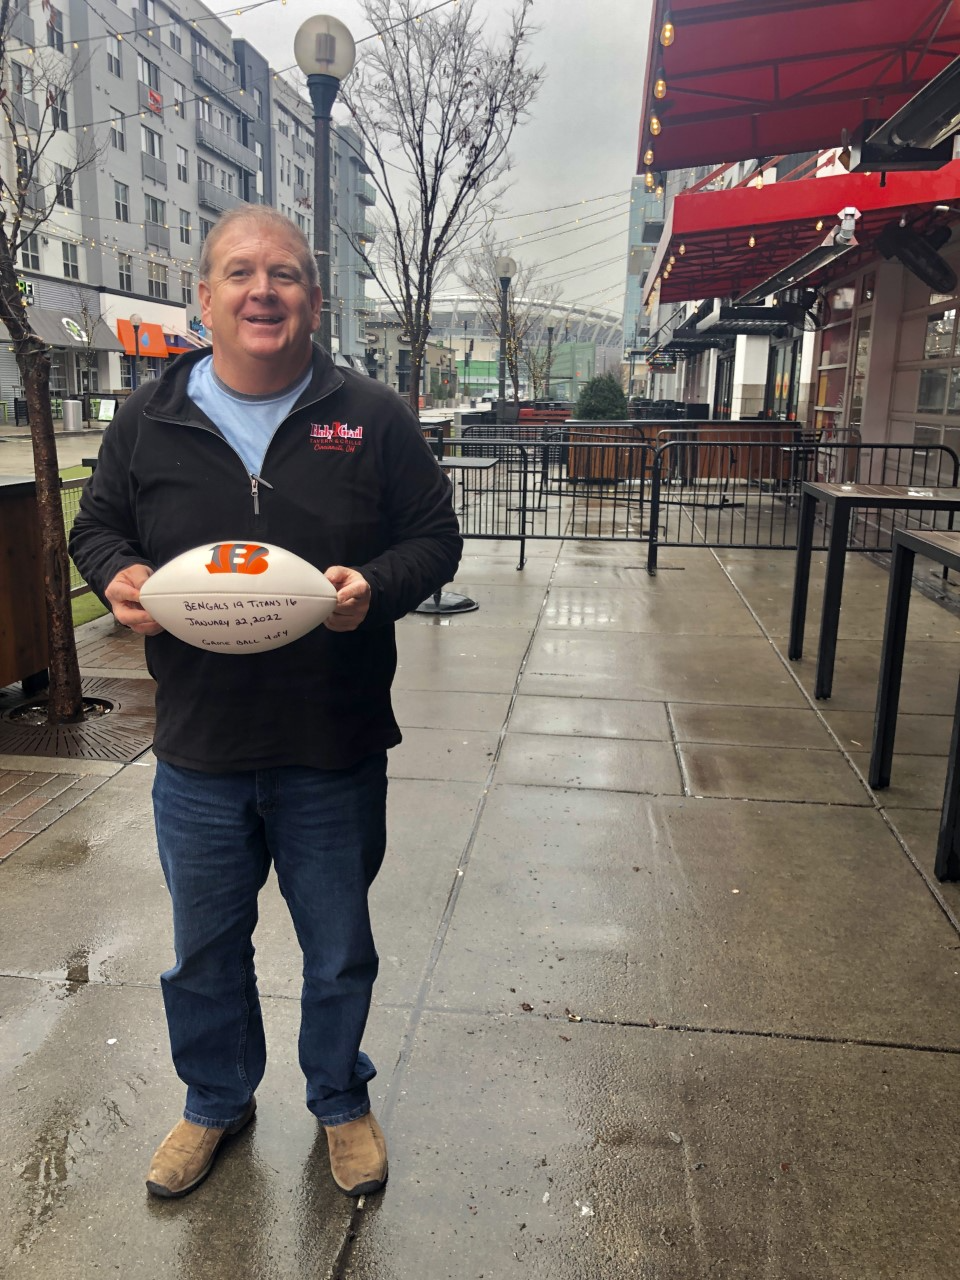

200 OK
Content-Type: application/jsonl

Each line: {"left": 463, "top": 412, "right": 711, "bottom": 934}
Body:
{"left": 0, "top": 0, "right": 373, "bottom": 418}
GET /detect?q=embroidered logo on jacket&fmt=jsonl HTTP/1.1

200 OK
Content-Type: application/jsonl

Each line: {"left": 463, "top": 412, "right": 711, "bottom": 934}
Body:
{"left": 310, "top": 422, "right": 364, "bottom": 453}
{"left": 206, "top": 543, "right": 270, "bottom": 575}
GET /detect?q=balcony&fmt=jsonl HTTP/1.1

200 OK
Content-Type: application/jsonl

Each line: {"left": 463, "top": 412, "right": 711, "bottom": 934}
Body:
{"left": 9, "top": 9, "right": 34, "bottom": 45}
{"left": 357, "top": 179, "right": 376, "bottom": 206}
{"left": 138, "top": 82, "right": 164, "bottom": 118}
{"left": 144, "top": 221, "right": 170, "bottom": 251}
{"left": 23, "top": 181, "right": 45, "bottom": 211}
{"left": 196, "top": 119, "right": 258, "bottom": 173}
{"left": 356, "top": 262, "right": 374, "bottom": 280}
{"left": 192, "top": 52, "right": 237, "bottom": 102}
{"left": 356, "top": 218, "right": 377, "bottom": 244}
{"left": 141, "top": 153, "right": 167, "bottom": 186}
{"left": 293, "top": 183, "right": 311, "bottom": 206}
{"left": 292, "top": 136, "right": 307, "bottom": 159}
{"left": 198, "top": 180, "right": 243, "bottom": 215}
{"left": 132, "top": 7, "right": 160, "bottom": 48}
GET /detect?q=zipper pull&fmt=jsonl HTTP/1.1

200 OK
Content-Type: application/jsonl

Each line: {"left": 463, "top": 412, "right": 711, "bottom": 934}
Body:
{"left": 250, "top": 473, "right": 274, "bottom": 516}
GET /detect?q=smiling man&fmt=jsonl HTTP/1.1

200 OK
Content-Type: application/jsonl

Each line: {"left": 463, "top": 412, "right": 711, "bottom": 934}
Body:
{"left": 70, "top": 207, "right": 462, "bottom": 1201}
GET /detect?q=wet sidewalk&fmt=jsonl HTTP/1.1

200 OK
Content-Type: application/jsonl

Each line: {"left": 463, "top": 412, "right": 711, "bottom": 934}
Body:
{"left": 2, "top": 540, "right": 959, "bottom": 1279}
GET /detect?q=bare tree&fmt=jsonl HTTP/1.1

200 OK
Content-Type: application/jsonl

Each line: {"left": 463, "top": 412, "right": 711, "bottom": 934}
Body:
{"left": 520, "top": 337, "right": 555, "bottom": 402}
{"left": 0, "top": 1, "right": 99, "bottom": 721}
{"left": 460, "top": 235, "right": 561, "bottom": 401}
{"left": 338, "top": 0, "right": 542, "bottom": 413}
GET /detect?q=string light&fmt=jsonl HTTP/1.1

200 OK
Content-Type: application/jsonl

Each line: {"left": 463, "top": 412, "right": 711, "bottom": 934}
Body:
{"left": 660, "top": 14, "right": 675, "bottom": 46}
{"left": 649, "top": 114, "right": 661, "bottom": 136}
{"left": 654, "top": 71, "right": 667, "bottom": 99}
{"left": 748, "top": 234, "right": 756, "bottom": 247}
{"left": 643, "top": 147, "right": 654, "bottom": 167}
{"left": 678, "top": 243, "right": 686, "bottom": 255}
{"left": 815, "top": 218, "right": 824, "bottom": 231}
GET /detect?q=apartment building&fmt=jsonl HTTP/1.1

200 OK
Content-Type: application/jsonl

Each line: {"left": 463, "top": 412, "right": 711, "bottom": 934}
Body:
{"left": 0, "top": 0, "right": 374, "bottom": 417}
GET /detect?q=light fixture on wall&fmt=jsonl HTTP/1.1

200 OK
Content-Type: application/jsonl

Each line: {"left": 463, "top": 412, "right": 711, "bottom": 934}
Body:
{"left": 850, "top": 55, "right": 960, "bottom": 171}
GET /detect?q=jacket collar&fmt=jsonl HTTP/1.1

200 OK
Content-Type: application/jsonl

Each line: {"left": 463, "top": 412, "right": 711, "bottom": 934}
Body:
{"left": 142, "top": 344, "right": 345, "bottom": 427}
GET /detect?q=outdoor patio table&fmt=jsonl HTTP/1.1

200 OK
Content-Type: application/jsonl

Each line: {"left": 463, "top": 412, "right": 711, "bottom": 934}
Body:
{"left": 414, "top": 456, "right": 500, "bottom": 615}
{"left": 869, "top": 528, "right": 960, "bottom": 881}
{"left": 788, "top": 482, "right": 960, "bottom": 699}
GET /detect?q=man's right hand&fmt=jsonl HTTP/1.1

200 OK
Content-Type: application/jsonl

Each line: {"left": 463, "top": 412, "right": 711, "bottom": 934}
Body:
{"left": 105, "top": 564, "right": 164, "bottom": 635}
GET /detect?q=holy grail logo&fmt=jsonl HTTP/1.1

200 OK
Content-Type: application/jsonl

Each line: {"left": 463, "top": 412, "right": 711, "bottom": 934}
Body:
{"left": 205, "top": 543, "right": 270, "bottom": 574}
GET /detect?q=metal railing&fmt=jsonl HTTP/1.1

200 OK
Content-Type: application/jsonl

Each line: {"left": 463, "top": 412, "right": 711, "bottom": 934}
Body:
{"left": 60, "top": 477, "right": 89, "bottom": 597}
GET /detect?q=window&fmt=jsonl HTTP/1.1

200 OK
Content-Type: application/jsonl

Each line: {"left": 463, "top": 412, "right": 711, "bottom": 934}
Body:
{"left": 12, "top": 60, "right": 32, "bottom": 96}
{"left": 62, "top": 241, "right": 79, "bottom": 280}
{"left": 111, "top": 113, "right": 125, "bottom": 151}
{"left": 55, "top": 164, "right": 74, "bottom": 208}
{"left": 196, "top": 97, "right": 212, "bottom": 124}
{"left": 253, "top": 87, "right": 262, "bottom": 119}
{"left": 51, "top": 89, "right": 68, "bottom": 130}
{"left": 107, "top": 34, "right": 121, "bottom": 76}
{"left": 169, "top": 16, "right": 181, "bottom": 53}
{"left": 179, "top": 209, "right": 191, "bottom": 243}
{"left": 197, "top": 157, "right": 214, "bottom": 184}
{"left": 141, "top": 125, "right": 163, "bottom": 159}
{"left": 148, "top": 261, "right": 168, "bottom": 300}
{"left": 218, "top": 168, "right": 234, "bottom": 195}
{"left": 21, "top": 233, "right": 40, "bottom": 271}
{"left": 295, "top": 212, "right": 305, "bottom": 231}
{"left": 144, "top": 193, "right": 165, "bottom": 224}
{"left": 295, "top": 165, "right": 305, "bottom": 187}
{"left": 47, "top": 5, "right": 63, "bottom": 51}
{"left": 173, "top": 81, "right": 185, "bottom": 118}
{"left": 138, "top": 54, "right": 160, "bottom": 91}
{"left": 138, "top": 0, "right": 156, "bottom": 19}
{"left": 199, "top": 217, "right": 214, "bottom": 241}
{"left": 114, "top": 180, "right": 129, "bottom": 221}
{"left": 181, "top": 269, "right": 193, "bottom": 304}
{"left": 254, "top": 140, "right": 263, "bottom": 172}
{"left": 118, "top": 252, "right": 133, "bottom": 292}
{"left": 176, "top": 144, "right": 188, "bottom": 181}
{"left": 277, "top": 113, "right": 289, "bottom": 138}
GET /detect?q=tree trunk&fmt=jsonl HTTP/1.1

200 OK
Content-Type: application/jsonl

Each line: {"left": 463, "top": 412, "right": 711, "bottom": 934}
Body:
{"left": 21, "top": 347, "right": 85, "bottom": 724}
{"left": 408, "top": 347, "right": 423, "bottom": 417}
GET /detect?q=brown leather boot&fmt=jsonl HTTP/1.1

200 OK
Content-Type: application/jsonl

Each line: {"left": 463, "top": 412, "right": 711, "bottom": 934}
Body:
{"left": 323, "top": 1112, "right": 388, "bottom": 1196}
{"left": 146, "top": 1099, "right": 256, "bottom": 1199}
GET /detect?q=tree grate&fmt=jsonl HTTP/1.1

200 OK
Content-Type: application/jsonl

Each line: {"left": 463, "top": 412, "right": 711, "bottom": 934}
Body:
{"left": 0, "top": 677, "right": 155, "bottom": 762}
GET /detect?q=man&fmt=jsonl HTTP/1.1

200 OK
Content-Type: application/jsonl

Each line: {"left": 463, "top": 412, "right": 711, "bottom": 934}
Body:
{"left": 70, "top": 207, "right": 461, "bottom": 1200}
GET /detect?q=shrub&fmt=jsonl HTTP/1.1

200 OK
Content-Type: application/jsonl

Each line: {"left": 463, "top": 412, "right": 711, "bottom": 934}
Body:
{"left": 575, "top": 372, "right": 628, "bottom": 420}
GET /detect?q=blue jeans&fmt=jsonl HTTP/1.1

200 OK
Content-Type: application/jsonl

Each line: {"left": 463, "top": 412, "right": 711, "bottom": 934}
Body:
{"left": 152, "top": 754, "right": 388, "bottom": 1129}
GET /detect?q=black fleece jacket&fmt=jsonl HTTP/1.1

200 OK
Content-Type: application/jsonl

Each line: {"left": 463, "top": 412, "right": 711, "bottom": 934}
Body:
{"left": 69, "top": 346, "right": 462, "bottom": 771}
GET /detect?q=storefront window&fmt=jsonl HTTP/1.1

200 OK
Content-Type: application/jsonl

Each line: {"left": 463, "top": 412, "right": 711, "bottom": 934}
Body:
{"left": 948, "top": 367, "right": 960, "bottom": 415}
{"left": 918, "top": 367, "right": 949, "bottom": 413}
{"left": 924, "top": 309, "right": 956, "bottom": 358}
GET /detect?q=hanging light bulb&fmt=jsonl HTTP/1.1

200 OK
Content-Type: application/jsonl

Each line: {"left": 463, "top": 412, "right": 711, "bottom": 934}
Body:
{"left": 654, "top": 71, "right": 667, "bottom": 99}
{"left": 678, "top": 243, "right": 686, "bottom": 256}
{"left": 655, "top": 183, "right": 664, "bottom": 197}
{"left": 645, "top": 171, "right": 655, "bottom": 190}
{"left": 753, "top": 168, "right": 765, "bottom": 189}
{"left": 748, "top": 234, "right": 756, "bottom": 248}
{"left": 660, "top": 16, "right": 675, "bottom": 46}
{"left": 668, "top": 255, "right": 676, "bottom": 265}
{"left": 643, "top": 147, "right": 655, "bottom": 167}
{"left": 815, "top": 218, "right": 824, "bottom": 231}
{"left": 649, "top": 114, "right": 661, "bottom": 136}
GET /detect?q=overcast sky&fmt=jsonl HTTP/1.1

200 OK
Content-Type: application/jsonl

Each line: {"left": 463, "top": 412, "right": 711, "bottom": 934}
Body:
{"left": 230, "top": 0, "right": 651, "bottom": 319}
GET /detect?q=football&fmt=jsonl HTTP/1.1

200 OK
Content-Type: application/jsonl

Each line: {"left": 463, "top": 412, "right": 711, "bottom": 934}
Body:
{"left": 138, "top": 541, "right": 338, "bottom": 653}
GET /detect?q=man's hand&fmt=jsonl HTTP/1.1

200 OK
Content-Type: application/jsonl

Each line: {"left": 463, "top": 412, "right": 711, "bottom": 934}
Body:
{"left": 324, "top": 566, "right": 371, "bottom": 632}
{"left": 104, "top": 564, "right": 164, "bottom": 635}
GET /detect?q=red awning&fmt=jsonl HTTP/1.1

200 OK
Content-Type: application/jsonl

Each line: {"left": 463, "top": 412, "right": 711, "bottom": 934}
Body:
{"left": 638, "top": 1, "right": 960, "bottom": 174}
{"left": 116, "top": 319, "right": 170, "bottom": 358}
{"left": 644, "top": 161, "right": 960, "bottom": 304}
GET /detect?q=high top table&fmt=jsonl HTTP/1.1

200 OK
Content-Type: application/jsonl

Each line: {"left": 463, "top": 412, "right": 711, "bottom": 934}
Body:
{"left": 868, "top": 528, "right": 960, "bottom": 881}
{"left": 414, "top": 456, "right": 500, "bottom": 615}
{"left": 788, "top": 482, "right": 960, "bottom": 699}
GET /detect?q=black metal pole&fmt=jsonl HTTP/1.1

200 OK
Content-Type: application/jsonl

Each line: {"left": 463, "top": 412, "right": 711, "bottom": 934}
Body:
{"left": 306, "top": 73, "right": 341, "bottom": 355}
{"left": 497, "top": 275, "right": 510, "bottom": 422}
{"left": 545, "top": 324, "right": 554, "bottom": 399}
{"left": 131, "top": 325, "right": 139, "bottom": 391}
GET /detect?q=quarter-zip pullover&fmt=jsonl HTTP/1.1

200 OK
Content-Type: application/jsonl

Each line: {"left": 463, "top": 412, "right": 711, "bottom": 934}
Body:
{"left": 70, "top": 346, "right": 463, "bottom": 772}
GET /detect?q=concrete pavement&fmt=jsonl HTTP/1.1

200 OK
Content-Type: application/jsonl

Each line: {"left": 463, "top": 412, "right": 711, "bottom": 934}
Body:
{"left": 2, "top": 537, "right": 960, "bottom": 1279}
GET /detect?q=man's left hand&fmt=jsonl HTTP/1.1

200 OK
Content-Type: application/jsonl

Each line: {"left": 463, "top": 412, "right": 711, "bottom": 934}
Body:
{"left": 323, "top": 566, "right": 371, "bottom": 631}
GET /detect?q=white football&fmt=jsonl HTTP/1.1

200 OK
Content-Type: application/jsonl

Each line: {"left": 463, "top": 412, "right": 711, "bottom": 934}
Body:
{"left": 139, "top": 541, "right": 338, "bottom": 653}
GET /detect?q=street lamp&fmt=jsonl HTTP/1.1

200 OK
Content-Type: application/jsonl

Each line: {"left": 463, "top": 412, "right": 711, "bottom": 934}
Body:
{"left": 545, "top": 324, "right": 554, "bottom": 400}
{"left": 495, "top": 255, "right": 516, "bottom": 423}
{"left": 129, "top": 312, "right": 142, "bottom": 391}
{"left": 294, "top": 15, "right": 356, "bottom": 355}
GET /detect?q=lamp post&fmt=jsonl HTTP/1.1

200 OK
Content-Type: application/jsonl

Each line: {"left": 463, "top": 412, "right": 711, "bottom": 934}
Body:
{"left": 495, "top": 255, "right": 516, "bottom": 423}
{"left": 129, "top": 312, "right": 142, "bottom": 391}
{"left": 294, "top": 15, "right": 356, "bottom": 355}
{"left": 545, "top": 324, "right": 554, "bottom": 400}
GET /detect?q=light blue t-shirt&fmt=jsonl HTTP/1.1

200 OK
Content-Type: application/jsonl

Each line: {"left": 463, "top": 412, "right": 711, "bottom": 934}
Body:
{"left": 187, "top": 355, "right": 312, "bottom": 477}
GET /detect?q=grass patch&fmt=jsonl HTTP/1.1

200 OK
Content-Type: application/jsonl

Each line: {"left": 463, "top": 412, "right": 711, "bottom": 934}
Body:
{"left": 72, "top": 591, "right": 108, "bottom": 629}
{"left": 60, "top": 465, "right": 93, "bottom": 481}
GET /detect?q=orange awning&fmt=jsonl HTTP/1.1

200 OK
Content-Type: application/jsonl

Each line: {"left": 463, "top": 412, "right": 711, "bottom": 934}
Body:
{"left": 116, "top": 319, "right": 170, "bottom": 358}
